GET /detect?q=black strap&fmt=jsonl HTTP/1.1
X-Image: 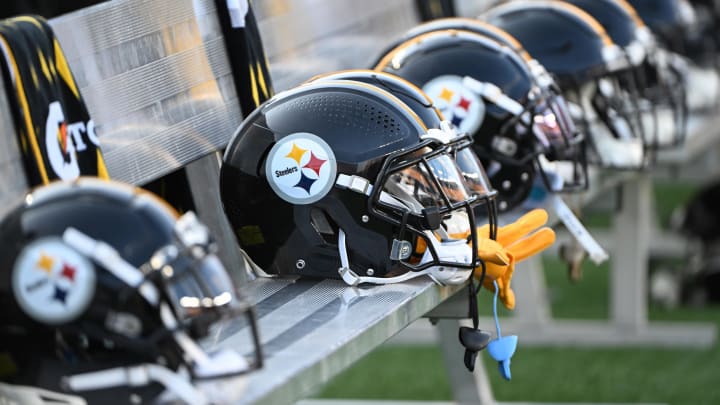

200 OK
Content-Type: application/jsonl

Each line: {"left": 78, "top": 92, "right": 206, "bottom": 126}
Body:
{"left": 213, "top": 0, "right": 274, "bottom": 116}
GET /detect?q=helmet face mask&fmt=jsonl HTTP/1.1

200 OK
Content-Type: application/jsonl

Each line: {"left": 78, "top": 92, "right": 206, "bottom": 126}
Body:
{"left": 1, "top": 179, "right": 261, "bottom": 404}
{"left": 370, "top": 136, "right": 483, "bottom": 270}
{"left": 561, "top": 0, "right": 689, "bottom": 150}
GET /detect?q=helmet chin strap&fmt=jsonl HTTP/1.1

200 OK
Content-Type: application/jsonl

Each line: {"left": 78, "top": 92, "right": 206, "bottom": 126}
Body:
{"left": 0, "top": 383, "right": 87, "bottom": 405}
{"left": 337, "top": 229, "right": 473, "bottom": 287}
{"left": 62, "top": 364, "right": 209, "bottom": 405}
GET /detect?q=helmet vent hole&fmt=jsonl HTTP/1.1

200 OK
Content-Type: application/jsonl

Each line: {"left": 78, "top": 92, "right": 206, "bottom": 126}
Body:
{"left": 278, "top": 93, "right": 406, "bottom": 139}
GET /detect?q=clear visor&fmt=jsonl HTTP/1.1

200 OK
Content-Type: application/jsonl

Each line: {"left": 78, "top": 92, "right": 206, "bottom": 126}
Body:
{"left": 164, "top": 252, "right": 238, "bottom": 320}
{"left": 454, "top": 146, "right": 493, "bottom": 199}
{"left": 152, "top": 213, "right": 241, "bottom": 321}
{"left": 381, "top": 152, "right": 475, "bottom": 215}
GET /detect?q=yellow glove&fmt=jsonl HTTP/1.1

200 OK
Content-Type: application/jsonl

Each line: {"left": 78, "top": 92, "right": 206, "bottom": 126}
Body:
{"left": 474, "top": 209, "right": 556, "bottom": 310}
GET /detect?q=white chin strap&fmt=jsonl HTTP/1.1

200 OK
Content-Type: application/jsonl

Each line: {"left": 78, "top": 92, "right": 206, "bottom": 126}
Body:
{"left": 337, "top": 229, "right": 473, "bottom": 287}
{"left": 536, "top": 157, "right": 566, "bottom": 193}
{"left": 63, "top": 365, "right": 208, "bottom": 405}
{"left": 0, "top": 383, "right": 87, "bottom": 405}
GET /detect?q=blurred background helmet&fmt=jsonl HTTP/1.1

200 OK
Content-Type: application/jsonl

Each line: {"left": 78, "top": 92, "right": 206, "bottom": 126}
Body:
{"left": 375, "top": 29, "right": 587, "bottom": 212}
{"left": 627, "top": 0, "right": 702, "bottom": 59}
{"left": 561, "top": 0, "right": 688, "bottom": 149}
{"left": 628, "top": 0, "right": 720, "bottom": 111}
{"left": 372, "top": 17, "right": 560, "bottom": 110}
{"left": 220, "top": 80, "right": 494, "bottom": 287}
{"left": 0, "top": 178, "right": 261, "bottom": 405}
{"left": 483, "top": 0, "right": 651, "bottom": 170}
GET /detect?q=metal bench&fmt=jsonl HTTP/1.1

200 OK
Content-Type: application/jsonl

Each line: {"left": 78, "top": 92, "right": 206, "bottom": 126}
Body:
{"left": 0, "top": 0, "right": 711, "bottom": 404}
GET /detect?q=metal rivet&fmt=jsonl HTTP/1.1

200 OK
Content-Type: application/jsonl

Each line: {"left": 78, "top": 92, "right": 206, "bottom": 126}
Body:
{"left": 499, "top": 201, "right": 508, "bottom": 211}
{"left": 502, "top": 180, "right": 512, "bottom": 190}
{"left": 361, "top": 215, "right": 369, "bottom": 223}
{"left": 521, "top": 172, "right": 530, "bottom": 181}
{"left": 296, "top": 259, "right": 306, "bottom": 270}
{"left": 367, "top": 268, "right": 375, "bottom": 276}
{"left": 129, "top": 394, "right": 142, "bottom": 405}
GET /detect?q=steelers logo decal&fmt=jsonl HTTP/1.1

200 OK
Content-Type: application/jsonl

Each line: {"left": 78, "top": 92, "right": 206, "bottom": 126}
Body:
{"left": 422, "top": 75, "right": 485, "bottom": 135}
{"left": 266, "top": 133, "right": 337, "bottom": 205}
{"left": 12, "top": 237, "right": 96, "bottom": 324}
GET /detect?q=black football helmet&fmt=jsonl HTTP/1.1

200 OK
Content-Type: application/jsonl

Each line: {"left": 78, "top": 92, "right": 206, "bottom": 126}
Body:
{"left": 375, "top": 29, "right": 587, "bottom": 212}
{"left": 561, "top": 0, "right": 688, "bottom": 149}
{"left": 484, "top": 0, "right": 652, "bottom": 170}
{"left": 0, "top": 178, "right": 261, "bottom": 405}
{"left": 221, "top": 80, "right": 494, "bottom": 287}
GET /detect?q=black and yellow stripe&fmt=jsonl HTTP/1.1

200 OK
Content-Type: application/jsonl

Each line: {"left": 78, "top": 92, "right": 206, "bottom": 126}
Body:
{"left": 0, "top": 15, "right": 108, "bottom": 186}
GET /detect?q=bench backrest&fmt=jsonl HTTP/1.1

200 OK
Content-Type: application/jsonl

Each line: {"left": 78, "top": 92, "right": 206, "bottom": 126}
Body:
{"left": 48, "top": 0, "right": 242, "bottom": 185}
{"left": 254, "top": 0, "right": 421, "bottom": 91}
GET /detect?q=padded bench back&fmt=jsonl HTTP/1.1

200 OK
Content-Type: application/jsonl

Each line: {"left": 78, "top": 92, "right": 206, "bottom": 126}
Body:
{"left": 49, "top": 0, "right": 241, "bottom": 185}
{"left": 255, "top": 0, "right": 421, "bottom": 91}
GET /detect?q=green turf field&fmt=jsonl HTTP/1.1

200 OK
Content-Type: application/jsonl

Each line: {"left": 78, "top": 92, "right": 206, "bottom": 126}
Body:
{"left": 314, "top": 181, "right": 720, "bottom": 405}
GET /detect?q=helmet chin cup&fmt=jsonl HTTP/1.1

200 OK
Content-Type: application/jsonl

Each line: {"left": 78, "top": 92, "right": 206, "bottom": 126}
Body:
{"left": 421, "top": 236, "right": 474, "bottom": 285}
{"left": 427, "top": 266, "right": 472, "bottom": 286}
{"left": 0, "top": 383, "right": 86, "bottom": 405}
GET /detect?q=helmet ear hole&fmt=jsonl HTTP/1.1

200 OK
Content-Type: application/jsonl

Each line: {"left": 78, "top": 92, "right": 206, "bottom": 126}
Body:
{"left": 310, "top": 208, "right": 338, "bottom": 244}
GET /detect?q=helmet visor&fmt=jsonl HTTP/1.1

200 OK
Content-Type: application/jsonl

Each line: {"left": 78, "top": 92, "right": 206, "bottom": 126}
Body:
{"left": 454, "top": 145, "right": 494, "bottom": 199}
{"left": 165, "top": 254, "right": 238, "bottom": 320}
{"left": 154, "top": 213, "right": 241, "bottom": 322}
{"left": 532, "top": 95, "right": 579, "bottom": 151}
{"left": 380, "top": 152, "right": 475, "bottom": 215}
